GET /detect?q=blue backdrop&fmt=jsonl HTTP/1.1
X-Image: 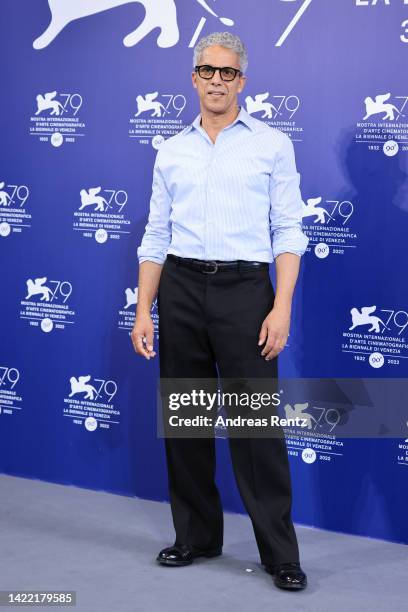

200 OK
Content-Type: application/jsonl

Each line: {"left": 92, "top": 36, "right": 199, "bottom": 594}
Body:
{"left": 1, "top": 0, "right": 407, "bottom": 545}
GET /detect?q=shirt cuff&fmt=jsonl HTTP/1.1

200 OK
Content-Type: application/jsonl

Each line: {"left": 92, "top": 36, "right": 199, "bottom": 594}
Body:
{"left": 138, "top": 255, "right": 167, "bottom": 265}
{"left": 272, "top": 227, "right": 309, "bottom": 259}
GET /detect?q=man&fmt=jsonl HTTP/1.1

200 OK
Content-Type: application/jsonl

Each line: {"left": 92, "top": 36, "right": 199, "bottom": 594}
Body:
{"left": 132, "top": 31, "right": 309, "bottom": 591}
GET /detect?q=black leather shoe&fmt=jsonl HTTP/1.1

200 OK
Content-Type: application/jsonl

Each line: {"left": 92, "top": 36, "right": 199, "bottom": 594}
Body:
{"left": 156, "top": 544, "right": 222, "bottom": 566}
{"left": 264, "top": 562, "right": 307, "bottom": 590}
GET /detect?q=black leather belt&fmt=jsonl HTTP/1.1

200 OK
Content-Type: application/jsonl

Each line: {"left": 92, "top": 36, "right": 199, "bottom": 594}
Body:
{"left": 167, "top": 254, "right": 269, "bottom": 274}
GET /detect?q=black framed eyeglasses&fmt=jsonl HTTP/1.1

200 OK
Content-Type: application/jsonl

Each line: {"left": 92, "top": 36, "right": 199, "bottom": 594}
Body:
{"left": 194, "top": 64, "right": 242, "bottom": 82}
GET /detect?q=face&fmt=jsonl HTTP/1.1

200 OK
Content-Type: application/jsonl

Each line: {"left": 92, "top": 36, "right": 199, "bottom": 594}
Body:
{"left": 192, "top": 45, "right": 246, "bottom": 116}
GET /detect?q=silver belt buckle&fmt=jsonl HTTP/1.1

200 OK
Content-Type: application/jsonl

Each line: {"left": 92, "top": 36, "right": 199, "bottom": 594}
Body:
{"left": 202, "top": 260, "right": 218, "bottom": 274}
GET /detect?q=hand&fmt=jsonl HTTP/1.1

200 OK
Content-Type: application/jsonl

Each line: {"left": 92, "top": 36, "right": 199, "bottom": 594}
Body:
{"left": 131, "top": 312, "right": 157, "bottom": 360}
{"left": 258, "top": 306, "right": 290, "bottom": 360}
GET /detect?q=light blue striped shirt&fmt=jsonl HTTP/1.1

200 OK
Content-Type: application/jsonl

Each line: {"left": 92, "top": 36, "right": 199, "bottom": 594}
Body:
{"left": 137, "top": 105, "right": 309, "bottom": 265}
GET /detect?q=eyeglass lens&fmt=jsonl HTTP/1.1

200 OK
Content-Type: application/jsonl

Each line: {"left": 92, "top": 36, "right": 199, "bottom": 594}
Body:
{"left": 198, "top": 66, "right": 238, "bottom": 81}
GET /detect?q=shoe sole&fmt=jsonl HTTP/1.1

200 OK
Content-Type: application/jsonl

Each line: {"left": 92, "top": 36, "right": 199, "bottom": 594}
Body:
{"left": 274, "top": 579, "right": 307, "bottom": 590}
{"left": 156, "top": 548, "right": 222, "bottom": 566}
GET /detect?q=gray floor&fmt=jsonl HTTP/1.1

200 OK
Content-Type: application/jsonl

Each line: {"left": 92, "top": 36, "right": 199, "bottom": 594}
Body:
{"left": 0, "top": 474, "right": 407, "bottom": 612}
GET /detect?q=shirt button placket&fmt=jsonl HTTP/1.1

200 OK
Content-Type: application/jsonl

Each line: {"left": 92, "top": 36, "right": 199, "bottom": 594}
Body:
{"left": 205, "top": 144, "right": 218, "bottom": 259}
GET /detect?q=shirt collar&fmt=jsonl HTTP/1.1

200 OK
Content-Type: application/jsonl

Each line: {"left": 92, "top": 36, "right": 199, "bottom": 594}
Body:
{"left": 185, "top": 105, "right": 256, "bottom": 135}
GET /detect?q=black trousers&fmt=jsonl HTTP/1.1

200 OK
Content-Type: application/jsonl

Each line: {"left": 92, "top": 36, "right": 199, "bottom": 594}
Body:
{"left": 157, "top": 256, "right": 299, "bottom": 566}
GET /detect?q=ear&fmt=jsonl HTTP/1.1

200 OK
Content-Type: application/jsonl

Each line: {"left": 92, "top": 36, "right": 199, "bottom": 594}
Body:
{"left": 238, "top": 75, "right": 247, "bottom": 94}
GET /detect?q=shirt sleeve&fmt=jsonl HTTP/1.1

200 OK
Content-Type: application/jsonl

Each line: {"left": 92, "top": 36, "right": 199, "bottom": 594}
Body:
{"left": 137, "top": 149, "right": 172, "bottom": 265}
{"left": 269, "top": 132, "right": 309, "bottom": 259}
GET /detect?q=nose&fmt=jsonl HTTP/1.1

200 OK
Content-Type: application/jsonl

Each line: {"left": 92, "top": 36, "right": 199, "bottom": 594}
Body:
{"left": 211, "top": 69, "right": 223, "bottom": 85}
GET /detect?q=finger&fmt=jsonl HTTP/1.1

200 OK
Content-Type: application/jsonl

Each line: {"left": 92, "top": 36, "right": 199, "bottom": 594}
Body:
{"left": 265, "top": 342, "right": 285, "bottom": 360}
{"left": 258, "top": 324, "right": 268, "bottom": 346}
{"left": 261, "top": 333, "right": 277, "bottom": 355}
{"left": 132, "top": 334, "right": 146, "bottom": 356}
{"left": 132, "top": 334, "right": 152, "bottom": 359}
{"left": 145, "top": 331, "right": 155, "bottom": 352}
{"left": 263, "top": 337, "right": 281, "bottom": 359}
{"left": 265, "top": 348, "right": 279, "bottom": 360}
{"left": 261, "top": 343, "right": 274, "bottom": 357}
{"left": 142, "top": 336, "right": 156, "bottom": 358}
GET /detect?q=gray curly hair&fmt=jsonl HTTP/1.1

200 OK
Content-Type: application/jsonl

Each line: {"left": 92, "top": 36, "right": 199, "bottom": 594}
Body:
{"left": 193, "top": 31, "right": 248, "bottom": 74}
